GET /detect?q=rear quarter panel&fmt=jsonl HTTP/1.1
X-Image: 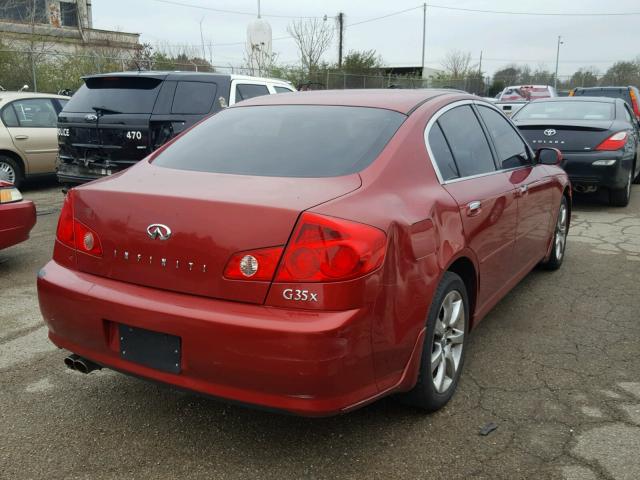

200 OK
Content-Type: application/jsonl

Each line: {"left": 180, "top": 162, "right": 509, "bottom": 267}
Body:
{"left": 312, "top": 95, "right": 472, "bottom": 391}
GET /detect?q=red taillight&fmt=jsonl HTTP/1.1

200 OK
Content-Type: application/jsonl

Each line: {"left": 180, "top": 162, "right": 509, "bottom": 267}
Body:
{"left": 274, "top": 213, "right": 387, "bottom": 283}
{"left": 595, "top": 131, "right": 628, "bottom": 151}
{"left": 55, "top": 191, "right": 102, "bottom": 257}
{"left": 74, "top": 220, "right": 103, "bottom": 256}
{"left": 224, "top": 246, "right": 284, "bottom": 281}
{"left": 56, "top": 192, "right": 75, "bottom": 248}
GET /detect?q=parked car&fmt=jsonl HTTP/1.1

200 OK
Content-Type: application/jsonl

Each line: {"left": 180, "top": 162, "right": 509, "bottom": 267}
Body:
{"left": 0, "top": 180, "right": 36, "bottom": 250}
{"left": 513, "top": 97, "right": 640, "bottom": 206}
{"left": 38, "top": 89, "right": 570, "bottom": 416}
{"left": 570, "top": 86, "right": 640, "bottom": 124}
{"left": 495, "top": 85, "right": 558, "bottom": 117}
{"left": 0, "top": 92, "right": 69, "bottom": 188}
{"left": 57, "top": 71, "right": 296, "bottom": 187}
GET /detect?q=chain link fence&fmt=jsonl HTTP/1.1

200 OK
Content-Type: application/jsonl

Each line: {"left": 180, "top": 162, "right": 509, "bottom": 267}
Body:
{"left": 0, "top": 48, "right": 605, "bottom": 97}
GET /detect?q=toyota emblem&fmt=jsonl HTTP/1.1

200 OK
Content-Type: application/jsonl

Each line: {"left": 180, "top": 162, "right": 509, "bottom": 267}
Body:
{"left": 544, "top": 129, "right": 557, "bottom": 136}
{"left": 147, "top": 224, "right": 172, "bottom": 240}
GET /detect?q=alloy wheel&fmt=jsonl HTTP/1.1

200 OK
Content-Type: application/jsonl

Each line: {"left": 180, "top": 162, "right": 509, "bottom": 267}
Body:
{"left": 0, "top": 161, "right": 16, "bottom": 184}
{"left": 555, "top": 201, "right": 568, "bottom": 260}
{"left": 431, "top": 290, "right": 465, "bottom": 394}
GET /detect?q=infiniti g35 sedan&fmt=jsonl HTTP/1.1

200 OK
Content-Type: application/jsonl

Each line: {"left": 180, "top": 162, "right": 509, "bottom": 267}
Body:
{"left": 37, "top": 89, "right": 570, "bottom": 416}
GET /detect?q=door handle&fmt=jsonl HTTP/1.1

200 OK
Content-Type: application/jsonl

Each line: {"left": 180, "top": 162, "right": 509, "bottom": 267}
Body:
{"left": 516, "top": 184, "right": 529, "bottom": 197}
{"left": 14, "top": 135, "right": 29, "bottom": 140}
{"left": 466, "top": 201, "right": 482, "bottom": 216}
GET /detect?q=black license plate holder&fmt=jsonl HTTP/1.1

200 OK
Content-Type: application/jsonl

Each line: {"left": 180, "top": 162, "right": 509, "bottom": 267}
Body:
{"left": 119, "top": 324, "right": 181, "bottom": 374}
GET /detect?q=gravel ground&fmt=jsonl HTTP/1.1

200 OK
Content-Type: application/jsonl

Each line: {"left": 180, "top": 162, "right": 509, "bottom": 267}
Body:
{"left": 1, "top": 177, "right": 639, "bottom": 480}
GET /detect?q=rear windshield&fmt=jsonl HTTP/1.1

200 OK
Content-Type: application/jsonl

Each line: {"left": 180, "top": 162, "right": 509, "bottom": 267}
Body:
{"left": 573, "top": 88, "right": 631, "bottom": 105}
{"left": 153, "top": 105, "right": 406, "bottom": 177}
{"left": 514, "top": 101, "right": 614, "bottom": 121}
{"left": 63, "top": 77, "right": 163, "bottom": 114}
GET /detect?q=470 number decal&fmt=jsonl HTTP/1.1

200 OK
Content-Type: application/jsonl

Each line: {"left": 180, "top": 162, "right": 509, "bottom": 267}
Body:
{"left": 126, "top": 130, "right": 143, "bottom": 141}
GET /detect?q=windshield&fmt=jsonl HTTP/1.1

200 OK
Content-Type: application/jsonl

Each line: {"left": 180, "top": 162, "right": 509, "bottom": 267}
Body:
{"left": 62, "top": 77, "right": 163, "bottom": 114}
{"left": 153, "top": 105, "right": 406, "bottom": 177}
{"left": 514, "top": 101, "right": 614, "bottom": 121}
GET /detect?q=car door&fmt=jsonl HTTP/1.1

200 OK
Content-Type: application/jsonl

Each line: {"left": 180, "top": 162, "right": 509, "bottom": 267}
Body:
{"left": 1, "top": 98, "right": 59, "bottom": 174}
{"left": 229, "top": 81, "right": 271, "bottom": 105}
{"left": 476, "top": 104, "right": 554, "bottom": 273}
{"left": 428, "top": 103, "right": 518, "bottom": 310}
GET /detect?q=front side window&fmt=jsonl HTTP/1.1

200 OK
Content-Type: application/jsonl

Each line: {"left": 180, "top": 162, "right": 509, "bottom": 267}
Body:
{"left": 154, "top": 105, "right": 405, "bottom": 177}
{"left": 477, "top": 106, "right": 530, "bottom": 169}
{"left": 7, "top": 98, "right": 57, "bottom": 128}
{"left": 236, "top": 84, "right": 270, "bottom": 101}
{"left": 274, "top": 86, "right": 294, "bottom": 94}
{"left": 437, "top": 105, "right": 496, "bottom": 178}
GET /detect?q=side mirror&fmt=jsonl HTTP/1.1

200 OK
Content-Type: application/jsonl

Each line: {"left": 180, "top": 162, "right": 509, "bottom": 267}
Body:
{"left": 536, "top": 147, "right": 563, "bottom": 166}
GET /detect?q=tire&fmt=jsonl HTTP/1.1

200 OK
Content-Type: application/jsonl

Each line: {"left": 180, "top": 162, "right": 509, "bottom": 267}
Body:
{"left": 400, "top": 271, "right": 469, "bottom": 412}
{"left": 541, "top": 195, "right": 569, "bottom": 270}
{"left": 609, "top": 169, "right": 632, "bottom": 207}
{"left": 0, "top": 155, "right": 23, "bottom": 188}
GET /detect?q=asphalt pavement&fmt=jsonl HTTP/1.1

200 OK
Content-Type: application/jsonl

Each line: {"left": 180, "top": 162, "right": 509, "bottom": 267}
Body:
{"left": 1, "top": 177, "right": 639, "bottom": 480}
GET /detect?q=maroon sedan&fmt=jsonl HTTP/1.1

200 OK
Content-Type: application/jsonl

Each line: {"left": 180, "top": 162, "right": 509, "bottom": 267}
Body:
{"left": 0, "top": 181, "right": 36, "bottom": 250}
{"left": 38, "top": 90, "right": 570, "bottom": 416}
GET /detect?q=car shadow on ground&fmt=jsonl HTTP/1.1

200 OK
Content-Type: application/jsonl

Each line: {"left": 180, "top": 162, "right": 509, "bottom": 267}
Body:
{"left": 19, "top": 175, "right": 60, "bottom": 192}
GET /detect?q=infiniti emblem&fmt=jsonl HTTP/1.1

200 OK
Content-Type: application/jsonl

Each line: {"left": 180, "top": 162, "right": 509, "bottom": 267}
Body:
{"left": 544, "top": 129, "right": 557, "bottom": 136}
{"left": 85, "top": 113, "right": 98, "bottom": 122}
{"left": 147, "top": 224, "right": 172, "bottom": 240}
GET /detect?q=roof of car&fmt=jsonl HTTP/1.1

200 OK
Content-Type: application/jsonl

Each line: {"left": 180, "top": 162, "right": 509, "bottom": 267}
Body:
{"left": 84, "top": 71, "right": 291, "bottom": 84}
{"left": 531, "top": 96, "right": 618, "bottom": 103}
{"left": 0, "top": 91, "right": 70, "bottom": 103}
{"left": 231, "top": 88, "right": 469, "bottom": 114}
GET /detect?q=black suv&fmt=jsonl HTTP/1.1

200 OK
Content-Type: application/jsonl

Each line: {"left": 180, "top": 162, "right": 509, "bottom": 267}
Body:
{"left": 57, "top": 71, "right": 295, "bottom": 186}
{"left": 570, "top": 86, "right": 640, "bottom": 124}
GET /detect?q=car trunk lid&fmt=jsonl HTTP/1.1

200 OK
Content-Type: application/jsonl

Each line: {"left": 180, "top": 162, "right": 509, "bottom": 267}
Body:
{"left": 72, "top": 162, "right": 362, "bottom": 304}
{"left": 516, "top": 120, "right": 614, "bottom": 152}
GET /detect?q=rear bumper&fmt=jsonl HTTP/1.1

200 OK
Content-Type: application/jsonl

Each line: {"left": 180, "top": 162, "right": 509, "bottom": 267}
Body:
{"left": 561, "top": 151, "right": 632, "bottom": 189}
{"left": 0, "top": 200, "right": 36, "bottom": 250}
{"left": 56, "top": 162, "right": 130, "bottom": 185}
{"left": 37, "top": 260, "right": 383, "bottom": 416}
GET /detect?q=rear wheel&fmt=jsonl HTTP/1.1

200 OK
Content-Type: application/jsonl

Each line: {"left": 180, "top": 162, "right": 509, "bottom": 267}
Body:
{"left": 401, "top": 272, "right": 469, "bottom": 412}
{"left": 0, "top": 155, "right": 23, "bottom": 188}
{"left": 610, "top": 170, "right": 632, "bottom": 207}
{"left": 541, "top": 195, "right": 568, "bottom": 270}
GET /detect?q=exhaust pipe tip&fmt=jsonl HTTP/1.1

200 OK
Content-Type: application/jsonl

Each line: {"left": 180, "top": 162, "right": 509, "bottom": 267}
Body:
{"left": 64, "top": 354, "right": 80, "bottom": 370}
{"left": 73, "top": 356, "right": 102, "bottom": 374}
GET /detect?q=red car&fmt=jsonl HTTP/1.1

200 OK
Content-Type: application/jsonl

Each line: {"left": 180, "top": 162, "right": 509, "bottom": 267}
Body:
{"left": 0, "top": 181, "right": 36, "bottom": 250}
{"left": 38, "top": 90, "right": 570, "bottom": 416}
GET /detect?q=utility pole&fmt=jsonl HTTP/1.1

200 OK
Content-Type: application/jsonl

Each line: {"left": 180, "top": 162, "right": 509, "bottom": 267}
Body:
{"left": 337, "top": 12, "right": 344, "bottom": 68}
{"left": 554, "top": 35, "right": 563, "bottom": 90}
{"left": 421, "top": 3, "right": 426, "bottom": 73}
{"left": 199, "top": 17, "right": 206, "bottom": 62}
{"left": 478, "top": 50, "right": 483, "bottom": 75}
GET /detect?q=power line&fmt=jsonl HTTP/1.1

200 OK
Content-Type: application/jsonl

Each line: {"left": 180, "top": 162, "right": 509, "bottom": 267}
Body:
{"left": 150, "top": 0, "right": 330, "bottom": 19}
{"left": 426, "top": 3, "right": 640, "bottom": 16}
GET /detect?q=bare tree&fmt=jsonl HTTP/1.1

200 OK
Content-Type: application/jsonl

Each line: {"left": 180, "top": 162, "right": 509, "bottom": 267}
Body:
{"left": 287, "top": 18, "right": 334, "bottom": 73}
{"left": 243, "top": 44, "right": 278, "bottom": 77}
{"left": 441, "top": 50, "right": 475, "bottom": 79}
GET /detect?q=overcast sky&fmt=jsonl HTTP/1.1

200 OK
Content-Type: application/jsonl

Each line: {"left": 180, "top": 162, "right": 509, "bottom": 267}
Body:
{"left": 92, "top": 0, "right": 640, "bottom": 77}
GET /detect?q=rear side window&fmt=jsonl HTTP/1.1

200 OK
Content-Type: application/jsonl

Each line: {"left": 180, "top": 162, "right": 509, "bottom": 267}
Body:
{"left": 171, "top": 81, "right": 216, "bottom": 114}
{"left": 1, "top": 105, "right": 19, "bottom": 127}
{"left": 236, "top": 84, "right": 270, "bottom": 101}
{"left": 438, "top": 106, "right": 496, "bottom": 177}
{"left": 477, "top": 106, "right": 530, "bottom": 169}
{"left": 63, "top": 77, "right": 163, "bottom": 114}
{"left": 428, "top": 123, "right": 459, "bottom": 181}
{"left": 154, "top": 105, "right": 405, "bottom": 177}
